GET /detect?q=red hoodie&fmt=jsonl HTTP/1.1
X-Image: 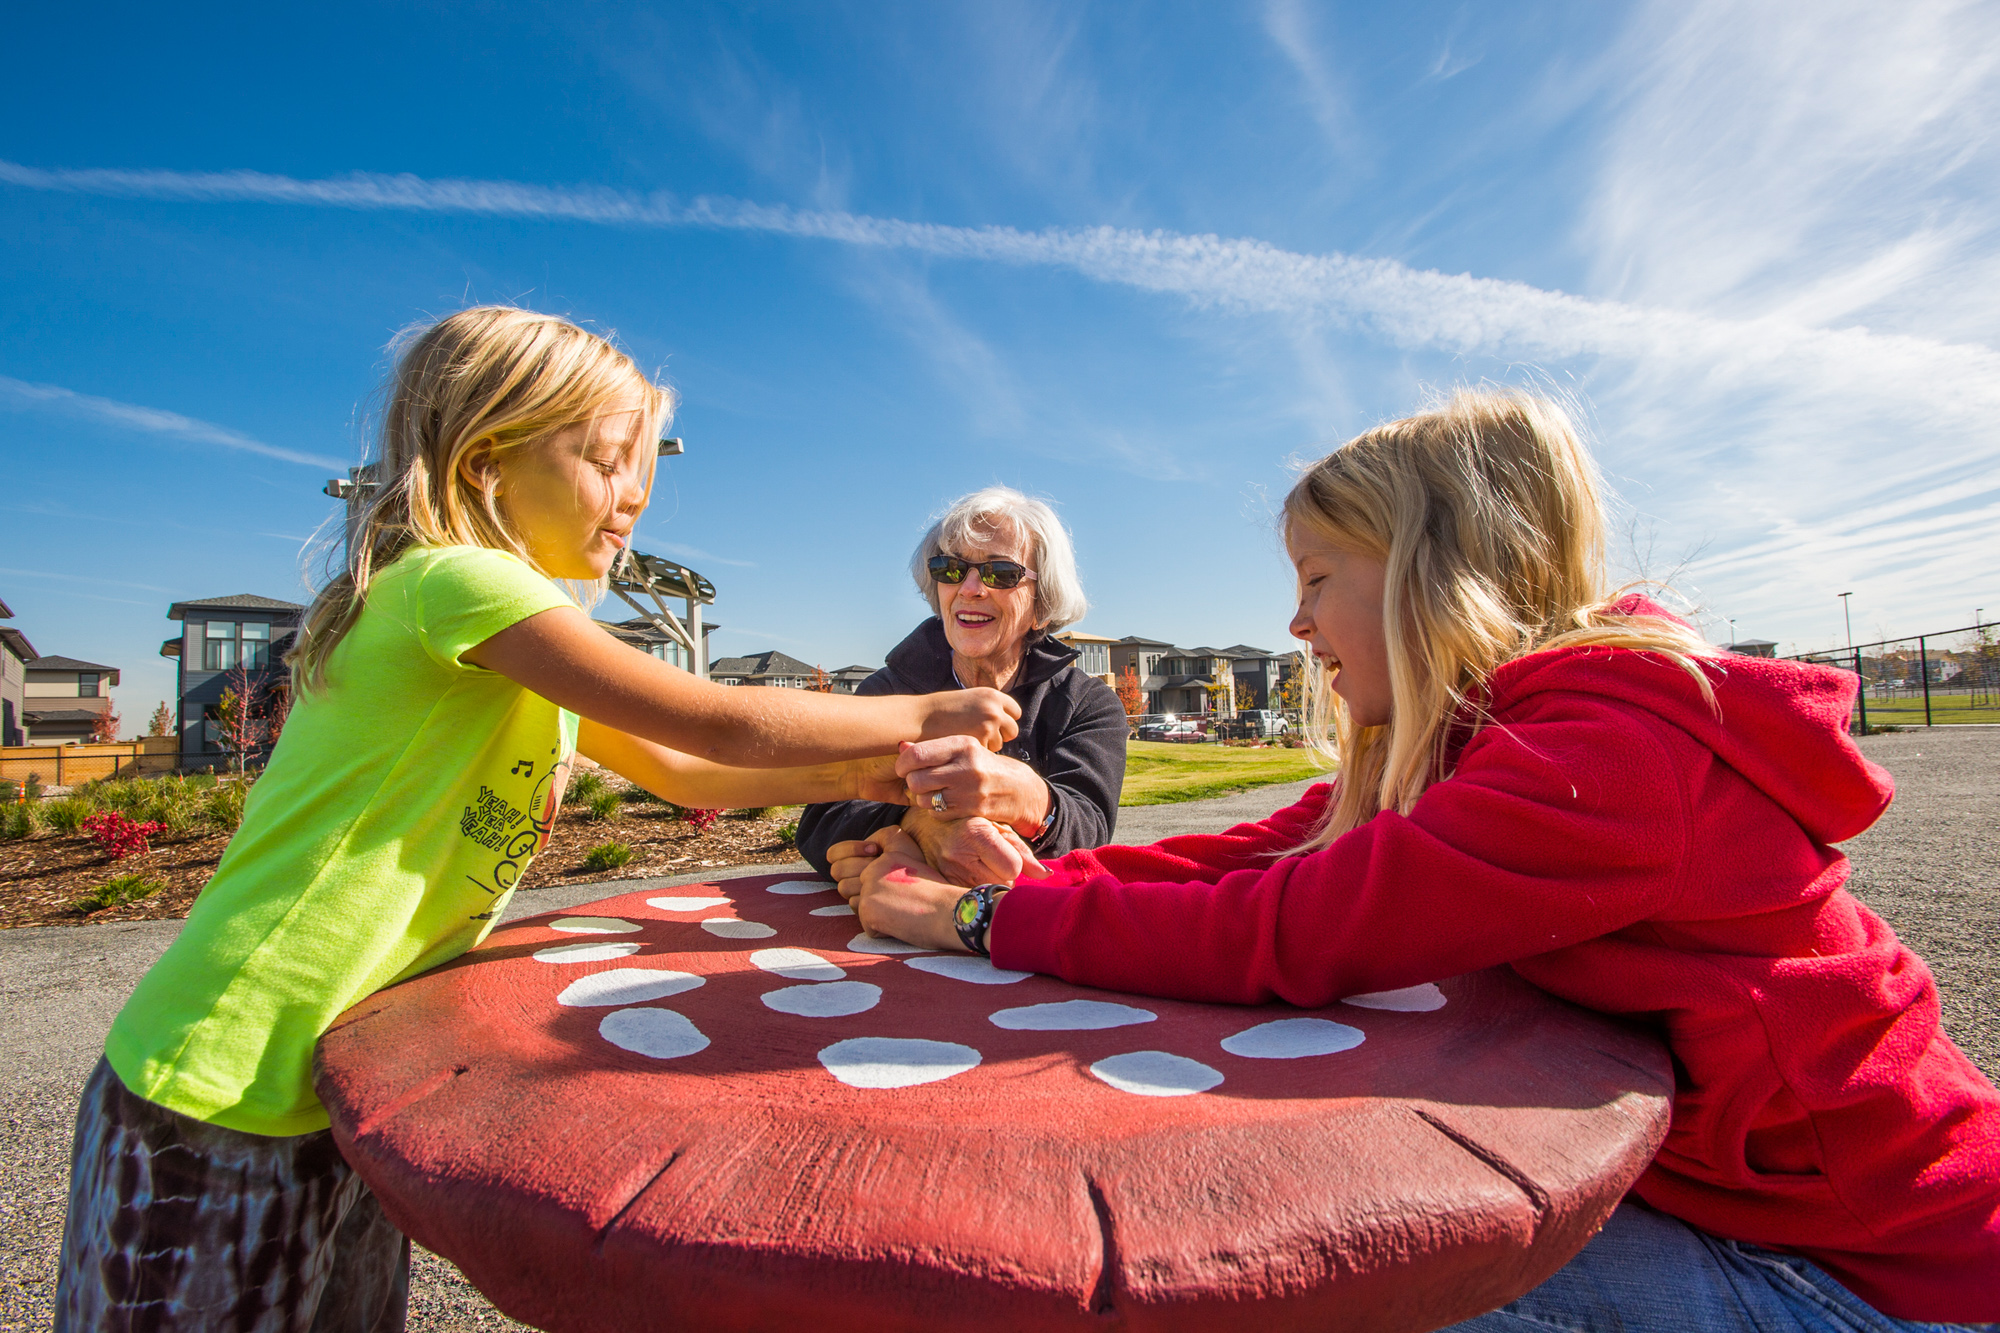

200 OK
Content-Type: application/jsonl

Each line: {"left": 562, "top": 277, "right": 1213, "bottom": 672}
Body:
{"left": 993, "top": 637, "right": 2000, "bottom": 1321}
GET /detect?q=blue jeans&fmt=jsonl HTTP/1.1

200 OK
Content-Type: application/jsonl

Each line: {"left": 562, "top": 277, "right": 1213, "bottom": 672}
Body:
{"left": 1441, "top": 1200, "right": 1994, "bottom": 1333}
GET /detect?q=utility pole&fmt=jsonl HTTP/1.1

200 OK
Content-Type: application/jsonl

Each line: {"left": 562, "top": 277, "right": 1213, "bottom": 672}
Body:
{"left": 1838, "top": 591, "right": 1854, "bottom": 649}
{"left": 1727, "top": 618, "right": 1736, "bottom": 650}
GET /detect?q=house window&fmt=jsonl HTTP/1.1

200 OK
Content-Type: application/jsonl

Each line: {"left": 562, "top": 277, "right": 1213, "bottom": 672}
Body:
{"left": 203, "top": 621, "right": 271, "bottom": 671}
{"left": 78, "top": 672, "right": 100, "bottom": 698}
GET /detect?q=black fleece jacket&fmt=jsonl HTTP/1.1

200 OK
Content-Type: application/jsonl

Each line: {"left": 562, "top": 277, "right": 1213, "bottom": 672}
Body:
{"left": 796, "top": 618, "right": 1127, "bottom": 877}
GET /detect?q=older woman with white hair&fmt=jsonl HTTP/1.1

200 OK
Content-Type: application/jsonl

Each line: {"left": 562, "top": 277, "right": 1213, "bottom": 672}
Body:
{"left": 797, "top": 487, "right": 1128, "bottom": 886}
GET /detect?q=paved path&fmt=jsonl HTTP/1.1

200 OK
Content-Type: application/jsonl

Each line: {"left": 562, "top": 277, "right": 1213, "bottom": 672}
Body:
{"left": 1, "top": 741, "right": 1990, "bottom": 1330}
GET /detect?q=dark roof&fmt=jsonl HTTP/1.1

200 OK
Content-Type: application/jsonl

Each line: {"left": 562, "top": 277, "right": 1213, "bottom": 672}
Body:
{"left": 27, "top": 655, "right": 119, "bottom": 673}
{"left": 0, "top": 596, "right": 12, "bottom": 618}
{"left": 1220, "top": 644, "right": 1280, "bottom": 659}
{"left": 708, "top": 650, "right": 819, "bottom": 679}
{"left": 0, "top": 626, "right": 36, "bottom": 661}
{"left": 168, "top": 593, "right": 307, "bottom": 620}
{"left": 598, "top": 617, "right": 722, "bottom": 644}
{"left": 830, "top": 664, "right": 875, "bottom": 676}
{"left": 1115, "top": 635, "right": 1175, "bottom": 646}
{"left": 23, "top": 708, "right": 103, "bottom": 724}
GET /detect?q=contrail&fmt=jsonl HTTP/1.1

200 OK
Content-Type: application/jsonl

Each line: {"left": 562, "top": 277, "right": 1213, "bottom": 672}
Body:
{"left": 0, "top": 374, "right": 345, "bottom": 469}
{"left": 5, "top": 158, "right": 1998, "bottom": 426}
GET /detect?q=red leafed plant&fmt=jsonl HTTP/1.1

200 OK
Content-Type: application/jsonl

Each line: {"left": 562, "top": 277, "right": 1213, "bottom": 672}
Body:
{"left": 685, "top": 808, "right": 722, "bottom": 833}
{"left": 84, "top": 810, "right": 167, "bottom": 860}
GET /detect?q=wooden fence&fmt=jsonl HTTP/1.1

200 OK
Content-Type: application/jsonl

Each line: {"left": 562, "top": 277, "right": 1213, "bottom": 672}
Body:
{"left": 0, "top": 738, "right": 181, "bottom": 786}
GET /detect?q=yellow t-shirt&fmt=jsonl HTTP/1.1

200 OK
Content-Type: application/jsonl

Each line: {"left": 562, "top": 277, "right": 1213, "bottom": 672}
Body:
{"left": 106, "top": 545, "right": 579, "bottom": 1136}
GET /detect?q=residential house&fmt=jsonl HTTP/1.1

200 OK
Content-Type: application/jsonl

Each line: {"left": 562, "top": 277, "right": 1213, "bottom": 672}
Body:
{"left": 163, "top": 593, "right": 306, "bottom": 770}
{"left": 1221, "top": 644, "right": 1300, "bottom": 712}
{"left": 828, "top": 665, "right": 876, "bottom": 694}
{"left": 0, "top": 597, "right": 34, "bottom": 746}
{"left": 1103, "top": 636, "right": 1299, "bottom": 715}
{"left": 598, "top": 617, "right": 719, "bottom": 673}
{"left": 1107, "top": 636, "right": 1175, "bottom": 711}
{"left": 708, "top": 650, "right": 823, "bottom": 689}
{"left": 1053, "top": 629, "right": 1116, "bottom": 685}
{"left": 23, "top": 654, "right": 120, "bottom": 743}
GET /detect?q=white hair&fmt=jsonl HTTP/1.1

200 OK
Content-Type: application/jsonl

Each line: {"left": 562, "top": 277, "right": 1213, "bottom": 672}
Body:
{"left": 909, "top": 486, "right": 1088, "bottom": 632}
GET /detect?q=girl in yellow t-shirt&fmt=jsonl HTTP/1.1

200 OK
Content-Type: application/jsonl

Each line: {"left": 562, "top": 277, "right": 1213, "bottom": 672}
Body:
{"left": 56, "top": 306, "right": 1020, "bottom": 1332}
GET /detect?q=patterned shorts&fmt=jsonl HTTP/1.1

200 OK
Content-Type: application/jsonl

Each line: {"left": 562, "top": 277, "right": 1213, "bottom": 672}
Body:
{"left": 55, "top": 1057, "right": 409, "bottom": 1332}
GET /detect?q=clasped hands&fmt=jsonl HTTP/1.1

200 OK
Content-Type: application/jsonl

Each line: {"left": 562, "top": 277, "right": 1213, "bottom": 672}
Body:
{"left": 829, "top": 735, "right": 1054, "bottom": 952}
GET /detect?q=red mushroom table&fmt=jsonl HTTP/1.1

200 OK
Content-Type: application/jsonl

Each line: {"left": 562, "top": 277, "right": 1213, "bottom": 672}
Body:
{"left": 315, "top": 871, "right": 1672, "bottom": 1333}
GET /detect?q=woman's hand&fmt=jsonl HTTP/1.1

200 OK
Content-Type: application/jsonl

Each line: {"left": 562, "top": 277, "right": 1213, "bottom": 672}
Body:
{"left": 895, "top": 737, "right": 1051, "bottom": 834}
{"left": 898, "top": 807, "right": 1046, "bottom": 886}
{"left": 916, "top": 688, "right": 1020, "bottom": 752}
{"left": 832, "top": 827, "right": 979, "bottom": 953}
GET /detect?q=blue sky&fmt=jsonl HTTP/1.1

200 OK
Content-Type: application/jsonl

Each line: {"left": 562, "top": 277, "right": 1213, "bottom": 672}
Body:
{"left": 4, "top": 1, "right": 1997, "bottom": 729}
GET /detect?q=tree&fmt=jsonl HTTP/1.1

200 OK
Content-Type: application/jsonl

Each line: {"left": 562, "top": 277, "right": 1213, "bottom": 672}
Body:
{"left": 809, "top": 664, "right": 833, "bottom": 693}
{"left": 1203, "top": 660, "right": 1235, "bottom": 717}
{"left": 148, "top": 701, "right": 173, "bottom": 738}
{"left": 1115, "top": 664, "right": 1144, "bottom": 718}
{"left": 90, "top": 706, "right": 122, "bottom": 744}
{"left": 1273, "top": 652, "right": 1306, "bottom": 719}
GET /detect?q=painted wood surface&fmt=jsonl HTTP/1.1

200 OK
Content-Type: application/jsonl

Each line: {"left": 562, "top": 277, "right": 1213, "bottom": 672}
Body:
{"left": 316, "top": 872, "right": 1673, "bottom": 1332}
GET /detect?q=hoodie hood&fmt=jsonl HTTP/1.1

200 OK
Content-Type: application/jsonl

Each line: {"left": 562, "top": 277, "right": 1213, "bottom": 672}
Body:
{"left": 883, "top": 617, "right": 1080, "bottom": 697}
{"left": 1484, "top": 598, "right": 1893, "bottom": 846}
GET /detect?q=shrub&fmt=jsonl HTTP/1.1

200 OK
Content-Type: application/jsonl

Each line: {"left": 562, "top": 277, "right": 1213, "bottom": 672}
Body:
{"left": 76, "top": 873, "right": 167, "bottom": 913}
{"left": 44, "top": 794, "right": 99, "bottom": 834}
{"left": 586, "top": 789, "right": 625, "bottom": 822}
{"left": 84, "top": 810, "right": 168, "bottom": 860}
{"left": 684, "top": 807, "right": 721, "bottom": 834}
{"left": 735, "top": 806, "right": 777, "bottom": 820}
{"left": 2, "top": 802, "right": 42, "bottom": 840}
{"left": 566, "top": 770, "right": 608, "bottom": 804}
{"left": 89, "top": 779, "right": 147, "bottom": 813}
{"left": 0, "top": 779, "right": 17, "bottom": 803}
{"left": 582, "top": 841, "right": 634, "bottom": 872}
{"left": 622, "top": 785, "right": 662, "bottom": 803}
{"left": 24, "top": 774, "right": 44, "bottom": 800}
{"left": 775, "top": 819, "right": 799, "bottom": 848}
{"left": 205, "top": 782, "right": 248, "bottom": 831}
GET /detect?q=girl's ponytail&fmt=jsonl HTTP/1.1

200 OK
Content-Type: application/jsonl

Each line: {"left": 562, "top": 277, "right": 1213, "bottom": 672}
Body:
{"left": 291, "top": 307, "right": 672, "bottom": 693}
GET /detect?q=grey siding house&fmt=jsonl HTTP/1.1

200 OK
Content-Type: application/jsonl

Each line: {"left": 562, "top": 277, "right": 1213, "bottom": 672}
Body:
{"left": 163, "top": 593, "right": 305, "bottom": 770}
{"left": 22, "top": 655, "right": 122, "bottom": 743}
{"left": 0, "top": 597, "right": 35, "bottom": 747}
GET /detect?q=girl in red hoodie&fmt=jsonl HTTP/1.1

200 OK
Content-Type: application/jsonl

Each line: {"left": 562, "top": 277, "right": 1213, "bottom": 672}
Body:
{"left": 834, "top": 390, "right": 2000, "bottom": 1329}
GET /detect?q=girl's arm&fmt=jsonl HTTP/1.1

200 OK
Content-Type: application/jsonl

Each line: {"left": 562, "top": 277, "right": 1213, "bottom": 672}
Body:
{"left": 466, "top": 606, "right": 1018, "bottom": 766}
{"left": 853, "top": 696, "right": 1692, "bottom": 1007}
{"left": 578, "top": 720, "right": 911, "bottom": 810}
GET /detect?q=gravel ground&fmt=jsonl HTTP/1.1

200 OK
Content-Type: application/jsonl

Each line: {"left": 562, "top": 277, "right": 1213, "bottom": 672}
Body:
{"left": 0, "top": 734, "right": 1990, "bottom": 1330}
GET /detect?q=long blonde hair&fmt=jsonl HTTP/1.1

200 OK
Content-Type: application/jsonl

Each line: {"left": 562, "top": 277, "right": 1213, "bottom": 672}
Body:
{"left": 290, "top": 306, "right": 674, "bottom": 691}
{"left": 1286, "top": 388, "right": 1717, "bottom": 853}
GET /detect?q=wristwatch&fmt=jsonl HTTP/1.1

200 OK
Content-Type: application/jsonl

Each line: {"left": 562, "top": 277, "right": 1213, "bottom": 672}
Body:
{"left": 953, "top": 884, "right": 1007, "bottom": 957}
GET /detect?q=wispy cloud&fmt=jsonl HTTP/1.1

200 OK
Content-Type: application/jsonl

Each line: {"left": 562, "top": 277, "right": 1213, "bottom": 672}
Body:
{"left": 0, "top": 566, "right": 179, "bottom": 594}
{"left": 7, "top": 158, "right": 1996, "bottom": 430}
{"left": 641, "top": 539, "right": 757, "bottom": 569}
{"left": 0, "top": 373, "right": 344, "bottom": 469}
{"left": 1259, "top": 0, "right": 1364, "bottom": 159}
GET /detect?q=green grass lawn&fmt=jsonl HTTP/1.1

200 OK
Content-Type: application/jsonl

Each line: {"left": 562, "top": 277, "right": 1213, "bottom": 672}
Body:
{"left": 1854, "top": 692, "right": 2000, "bottom": 728}
{"left": 1120, "top": 740, "right": 1329, "bottom": 807}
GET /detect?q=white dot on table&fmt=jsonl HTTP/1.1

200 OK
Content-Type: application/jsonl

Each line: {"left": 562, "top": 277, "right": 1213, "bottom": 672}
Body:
{"left": 762, "top": 981, "right": 882, "bottom": 1017}
{"left": 818, "top": 1037, "right": 981, "bottom": 1089}
{"left": 534, "top": 941, "right": 643, "bottom": 964}
{"left": 1341, "top": 983, "right": 1447, "bottom": 1012}
{"left": 647, "top": 896, "right": 730, "bottom": 912}
{"left": 599, "top": 1007, "right": 710, "bottom": 1059}
{"left": 989, "top": 1000, "right": 1155, "bottom": 1030}
{"left": 749, "top": 948, "right": 845, "bottom": 981}
{"left": 546, "top": 916, "right": 642, "bottom": 935}
{"left": 845, "top": 932, "right": 931, "bottom": 955}
{"left": 702, "top": 919, "right": 777, "bottom": 939}
{"left": 1090, "top": 1051, "right": 1224, "bottom": 1097}
{"left": 810, "top": 903, "right": 857, "bottom": 917}
{"left": 557, "top": 968, "right": 704, "bottom": 1007}
{"left": 905, "top": 956, "right": 1031, "bottom": 985}
{"left": 766, "top": 880, "right": 835, "bottom": 895}
{"left": 1220, "top": 1017, "right": 1365, "bottom": 1059}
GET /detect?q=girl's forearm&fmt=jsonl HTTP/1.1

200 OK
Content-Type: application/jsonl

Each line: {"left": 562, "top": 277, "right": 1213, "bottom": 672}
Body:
{"left": 469, "top": 607, "right": 1010, "bottom": 766}
{"left": 579, "top": 722, "right": 904, "bottom": 809}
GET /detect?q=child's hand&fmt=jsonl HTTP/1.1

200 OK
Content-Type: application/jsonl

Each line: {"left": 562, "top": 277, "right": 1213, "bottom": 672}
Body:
{"left": 849, "top": 827, "right": 974, "bottom": 953}
{"left": 841, "top": 755, "right": 909, "bottom": 806}
{"left": 828, "top": 833, "right": 894, "bottom": 901}
{"left": 917, "top": 687, "right": 1020, "bottom": 751}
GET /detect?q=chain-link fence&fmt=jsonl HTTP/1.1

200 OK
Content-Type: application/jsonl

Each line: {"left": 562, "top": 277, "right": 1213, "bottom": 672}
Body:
{"left": 1788, "top": 620, "right": 2000, "bottom": 732}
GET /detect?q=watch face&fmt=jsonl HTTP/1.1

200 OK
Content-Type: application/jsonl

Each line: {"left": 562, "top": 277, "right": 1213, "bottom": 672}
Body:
{"left": 954, "top": 891, "right": 984, "bottom": 929}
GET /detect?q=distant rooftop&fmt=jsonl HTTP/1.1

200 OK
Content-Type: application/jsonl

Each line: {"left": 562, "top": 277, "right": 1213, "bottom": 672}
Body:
{"left": 168, "top": 593, "right": 307, "bottom": 620}
{"left": 28, "top": 655, "right": 119, "bottom": 674}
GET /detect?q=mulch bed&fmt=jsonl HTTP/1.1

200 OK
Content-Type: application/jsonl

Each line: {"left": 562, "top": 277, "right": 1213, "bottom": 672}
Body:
{"left": 0, "top": 791, "right": 805, "bottom": 931}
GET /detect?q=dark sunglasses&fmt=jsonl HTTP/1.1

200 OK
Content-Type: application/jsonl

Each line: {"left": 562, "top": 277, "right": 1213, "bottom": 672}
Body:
{"left": 927, "top": 554, "right": 1039, "bottom": 590}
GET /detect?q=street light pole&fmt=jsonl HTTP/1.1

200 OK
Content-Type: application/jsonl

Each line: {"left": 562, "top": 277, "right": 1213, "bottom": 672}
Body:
{"left": 1728, "top": 618, "right": 1736, "bottom": 651}
{"left": 1838, "top": 591, "right": 1854, "bottom": 649}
